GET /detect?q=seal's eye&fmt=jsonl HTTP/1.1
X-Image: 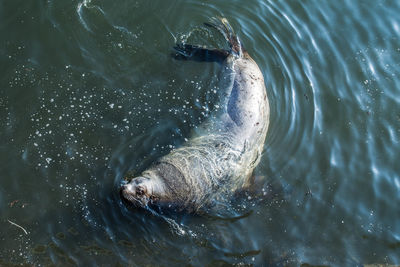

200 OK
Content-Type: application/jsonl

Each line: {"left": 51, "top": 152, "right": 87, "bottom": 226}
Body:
{"left": 136, "top": 186, "right": 146, "bottom": 196}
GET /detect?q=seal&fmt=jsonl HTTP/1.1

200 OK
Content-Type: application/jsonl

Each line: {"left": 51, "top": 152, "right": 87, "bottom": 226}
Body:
{"left": 120, "top": 17, "right": 270, "bottom": 212}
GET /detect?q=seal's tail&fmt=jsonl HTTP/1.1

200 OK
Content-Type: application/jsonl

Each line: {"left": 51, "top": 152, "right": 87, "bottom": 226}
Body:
{"left": 172, "top": 17, "right": 242, "bottom": 62}
{"left": 204, "top": 17, "right": 243, "bottom": 57}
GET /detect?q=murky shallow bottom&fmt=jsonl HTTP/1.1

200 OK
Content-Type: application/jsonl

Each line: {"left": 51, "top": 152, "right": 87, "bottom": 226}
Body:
{"left": 1, "top": 0, "right": 400, "bottom": 266}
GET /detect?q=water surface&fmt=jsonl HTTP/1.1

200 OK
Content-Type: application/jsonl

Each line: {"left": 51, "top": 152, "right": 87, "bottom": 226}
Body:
{"left": 1, "top": 0, "right": 400, "bottom": 266}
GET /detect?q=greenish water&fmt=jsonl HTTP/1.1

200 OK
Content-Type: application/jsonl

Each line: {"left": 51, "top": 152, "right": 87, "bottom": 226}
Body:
{"left": 1, "top": 0, "right": 400, "bottom": 266}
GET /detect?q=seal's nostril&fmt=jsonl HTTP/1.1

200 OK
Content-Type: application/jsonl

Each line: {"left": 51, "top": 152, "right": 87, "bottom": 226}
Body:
{"left": 120, "top": 184, "right": 129, "bottom": 194}
{"left": 119, "top": 186, "right": 125, "bottom": 199}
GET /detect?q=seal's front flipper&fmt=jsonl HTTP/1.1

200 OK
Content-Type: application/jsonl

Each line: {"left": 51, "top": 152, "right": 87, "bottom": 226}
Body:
{"left": 172, "top": 44, "right": 229, "bottom": 63}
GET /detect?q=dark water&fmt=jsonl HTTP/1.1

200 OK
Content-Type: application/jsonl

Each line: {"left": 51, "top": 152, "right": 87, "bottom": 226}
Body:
{"left": 1, "top": 0, "right": 400, "bottom": 266}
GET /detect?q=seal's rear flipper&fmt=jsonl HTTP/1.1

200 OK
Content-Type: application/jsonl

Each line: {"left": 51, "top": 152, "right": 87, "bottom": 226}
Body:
{"left": 204, "top": 17, "right": 243, "bottom": 57}
{"left": 172, "top": 44, "right": 229, "bottom": 63}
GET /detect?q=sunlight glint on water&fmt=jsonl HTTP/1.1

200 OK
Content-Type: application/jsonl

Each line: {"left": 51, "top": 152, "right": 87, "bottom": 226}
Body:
{"left": 0, "top": 0, "right": 399, "bottom": 265}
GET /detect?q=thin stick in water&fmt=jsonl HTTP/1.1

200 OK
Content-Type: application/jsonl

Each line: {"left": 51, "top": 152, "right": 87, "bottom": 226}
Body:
{"left": 7, "top": 219, "right": 28, "bottom": 235}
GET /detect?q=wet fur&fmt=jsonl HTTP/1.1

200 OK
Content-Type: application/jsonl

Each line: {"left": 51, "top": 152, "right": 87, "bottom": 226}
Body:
{"left": 121, "top": 18, "right": 269, "bottom": 213}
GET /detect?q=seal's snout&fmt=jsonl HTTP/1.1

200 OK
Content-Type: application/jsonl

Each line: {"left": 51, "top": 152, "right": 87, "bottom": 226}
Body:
{"left": 120, "top": 183, "right": 130, "bottom": 193}
{"left": 120, "top": 183, "right": 136, "bottom": 200}
{"left": 120, "top": 183, "right": 131, "bottom": 197}
{"left": 120, "top": 177, "right": 150, "bottom": 208}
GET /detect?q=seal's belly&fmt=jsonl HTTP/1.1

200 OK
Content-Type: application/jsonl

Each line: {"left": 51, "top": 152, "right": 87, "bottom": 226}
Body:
{"left": 226, "top": 57, "right": 269, "bottom": 148}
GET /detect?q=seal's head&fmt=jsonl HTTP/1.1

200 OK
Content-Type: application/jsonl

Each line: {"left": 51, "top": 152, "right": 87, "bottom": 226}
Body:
{"left": 120, "top": 175, "right": 166, "bottom": 209}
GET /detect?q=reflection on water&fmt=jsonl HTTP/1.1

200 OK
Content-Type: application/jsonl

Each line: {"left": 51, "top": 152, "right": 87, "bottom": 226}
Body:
{"left": 1, "top": 0, "right": 400, "bottom": 265}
